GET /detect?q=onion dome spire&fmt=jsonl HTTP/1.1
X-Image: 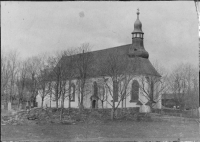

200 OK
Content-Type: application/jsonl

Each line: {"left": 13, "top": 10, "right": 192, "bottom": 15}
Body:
{"left": 132, "top": 8, "right": 143, "bottom": 34}
{"left": 128, "top": 9, "right": 149, "bottom": 59}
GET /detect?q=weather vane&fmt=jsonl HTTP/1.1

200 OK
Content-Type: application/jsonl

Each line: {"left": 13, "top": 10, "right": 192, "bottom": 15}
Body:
{"left": 137, "top": 8, "right": 140, "bottom": 15}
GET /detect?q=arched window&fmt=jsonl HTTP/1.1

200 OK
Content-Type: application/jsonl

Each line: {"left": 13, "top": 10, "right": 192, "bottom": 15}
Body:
{"left": 70, "top": 83, "right": 75, "bottom": 102}
{"left": 130, "top": 80, "right": 139, "bottom": 102}
{"left": 98, "top": 86, "right": 105, "bottom": 100}
{"left": 93, "top": 81, "right": 98, "bottom": 96}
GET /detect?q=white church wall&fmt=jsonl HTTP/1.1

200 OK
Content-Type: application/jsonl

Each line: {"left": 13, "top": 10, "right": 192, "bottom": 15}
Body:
{"left": 152, "top": 81, "right": 162, "bottom": 109}
{"left": 36, "top": 79, "right": 79, "bottom": 108}
{"left": 36, "top": 74, "right": 161, "bottom": 112}
{"left": 94, "top": 75, "right": 148, "bottom": 109}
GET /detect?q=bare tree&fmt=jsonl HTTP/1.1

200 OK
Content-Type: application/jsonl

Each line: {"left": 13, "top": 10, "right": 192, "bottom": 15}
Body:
{"left": 16, "top": 59, "right": 29, "bottom": 109}
{"left": 35, "top": 53, "right": 54, "bottom": 108}
{"left": 100, "top": 50, "right": 135, "bottom": 120}
{"left": 97, "top": 83, "right": 107, "bottom": 108}
{"left": 5, "top": 50, "right": 20, "bottom": 105}
{"left": 180, "top": 64, "right": 199, "bottom": 109}
{"left": 75, "top": 43, "right": 94, "bottom": 109}
{"left": 59, "top": 51, "right": 70, "bottom": 121}
{"left": 103, "top": 74, "right": 133, "bottom": 119}
{"left": 139, "top": 61, "right": 168, "bottom": 111}
{"left": 60, "top": 48, "right": 77, "bottom": 114}
{"left": 167, "top": 63, "right": 199, "bottom": 111}
{"left": 47, "top": 53, "right": 63, "bottom": 109}
{"left": 1, "top": 52, "right": 11, "bottom": 103}
{"left": 48, "top": 49, "right": 77, "bottom": 121}
{"left": 38, "top": 69, "right": 52, "bottom": 108}
{"left": 45, "top": 49, "right": 76, "bottom": 120}
{"left": 25, "top": 56, "right": 42, "bottom": 108}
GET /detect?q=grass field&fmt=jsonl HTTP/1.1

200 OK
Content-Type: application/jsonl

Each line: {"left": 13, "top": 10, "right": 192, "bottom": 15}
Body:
{"left": 1, "top": 119, "right": 199, "bottom": 141}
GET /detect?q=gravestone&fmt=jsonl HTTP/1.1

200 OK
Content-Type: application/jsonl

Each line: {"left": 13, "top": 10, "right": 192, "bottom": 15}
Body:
{"left": 1, "top": 104, "right": 4, "bottom": 110}
{"left": 8, "top": 102, "right": 12, "bottom": 111}
{"left": 19, "top": 103, "right": 22, "bottom": 110}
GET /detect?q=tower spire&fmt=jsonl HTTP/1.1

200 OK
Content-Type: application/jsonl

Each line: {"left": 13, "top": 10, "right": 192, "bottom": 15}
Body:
{"left": 132, "top": 9, "right": 143, "bottom": 37}
{"left": 128, "top": 9, "right": 149, "bottom": 59}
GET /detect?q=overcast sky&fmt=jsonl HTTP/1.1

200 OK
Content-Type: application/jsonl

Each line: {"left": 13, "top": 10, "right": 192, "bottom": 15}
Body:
{"left": 1, "top": 1, "right": 199, "bottom": 71}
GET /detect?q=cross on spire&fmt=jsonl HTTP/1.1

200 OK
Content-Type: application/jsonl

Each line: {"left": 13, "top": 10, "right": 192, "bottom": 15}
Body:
{"left": 137, "top": 8, "right": 140, "bottom": 19}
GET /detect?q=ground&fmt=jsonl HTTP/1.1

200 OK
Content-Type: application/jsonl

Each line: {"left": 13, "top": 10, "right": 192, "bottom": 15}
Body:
{"left": 1, "top": 120, "right": 199, "bottom": 141}
{"left": 1, "top": 108, "right": 200, "bottom": 141}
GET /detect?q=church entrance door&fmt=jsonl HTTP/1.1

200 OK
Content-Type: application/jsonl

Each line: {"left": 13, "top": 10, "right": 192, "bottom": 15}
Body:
{"left": 92, "top": 100, "right": 96, "bottom": 108}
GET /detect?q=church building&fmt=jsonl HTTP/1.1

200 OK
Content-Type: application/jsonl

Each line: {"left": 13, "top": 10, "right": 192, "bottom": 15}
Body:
{"left": 36, "top": 10, "right": 161, "bottom": 112}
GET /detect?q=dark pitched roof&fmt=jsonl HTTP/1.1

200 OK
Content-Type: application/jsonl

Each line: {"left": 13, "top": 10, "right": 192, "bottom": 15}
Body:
{"left": 50, "top": 44, "right": 161, "bottom": 80}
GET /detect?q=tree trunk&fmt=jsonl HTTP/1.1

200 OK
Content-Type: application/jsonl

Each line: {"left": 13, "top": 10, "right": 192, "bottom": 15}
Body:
{"left": 80, "top": 79, "right": 85, "bottom": 108}
{"left": 50, "top": 94, "right": 51, "bottom": 108}
{"left": 125, "top": 95, "right": 126, "bottom": 108}
{"left": 61, "top": 86, "right": 65, "bottom": 121}
{"left": 33, "top": 96, "right": 37, "bottom": 107}
{"left": 111, "top": 100, "right": 115, "bottom": 120}
{"left": 55, "top": 98, "right": 58, "bottom": 109}
{"left": 111, "top": 107, "right": 115, "bottom": 120}
{"left": 121, "top": 98, "right": 123, "bottom": 108}
{"left": 80, "top": 89, "right": 84, "bottom": 108}
{"left": 55, "top": 80, "right": 59, "bottom": 109}
{"left": 68, "top": 80, "right": 71, "bottom": 114}
{"left": 62, "top": 89, "right": 65, "bottom": 109}
{"left": 60, "top": 93, "right": 64, "bottom": 122}
{"left": 60, "top": 107, "right": 63, "bottom": 122}
{"left": 78, "top": 91, "right": 81, "bottom": 109}
{"left": 18, "top": 97, "right": 22, "bottom": 109}
{"left": 77, "top": 80, "right": 84, "bottom": 110}
{"left": 41, "top": 97, "right": 44, "bottom": 108}
{"left": 78, "top": 81, "right": 84, "bottom": 110}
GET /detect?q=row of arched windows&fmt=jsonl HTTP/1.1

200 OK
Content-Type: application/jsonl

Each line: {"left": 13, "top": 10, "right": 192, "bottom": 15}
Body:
{"left": 92, "top": 80, "right": 139, "bottom": 102}
{"left": 68, "top": 80, "right": 140, "bottom": 103}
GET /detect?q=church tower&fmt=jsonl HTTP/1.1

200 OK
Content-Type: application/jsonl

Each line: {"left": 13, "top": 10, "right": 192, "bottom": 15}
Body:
{"left": 128, "top": 9, "right": 149, "bottom": 59}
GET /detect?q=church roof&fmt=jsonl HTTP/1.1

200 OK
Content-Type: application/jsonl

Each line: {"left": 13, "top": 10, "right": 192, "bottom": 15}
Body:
{"left": 51, "top": 44, "right": 161, "bottom": 80}
{"left": 90, "top": 44, "right": 160, "bottom": 77}
{"left": 49, "top": 10, "right": 161, "bottom": 80}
